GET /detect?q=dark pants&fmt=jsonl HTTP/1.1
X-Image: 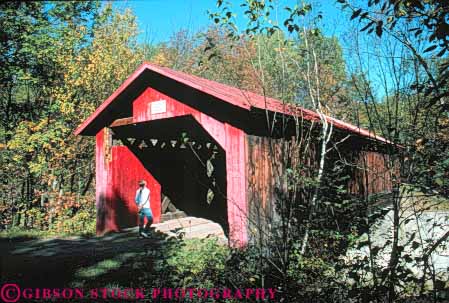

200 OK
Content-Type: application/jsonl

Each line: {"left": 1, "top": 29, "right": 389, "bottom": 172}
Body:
{"left": 139, "top": 208, "right": 153, "bottom": 233}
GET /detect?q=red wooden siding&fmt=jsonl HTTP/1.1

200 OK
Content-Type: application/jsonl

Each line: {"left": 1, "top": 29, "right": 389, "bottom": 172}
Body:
{"left": 132, "top": 87, "right": 226, "bottom": 148}
{"left": 122, "top": 86, "right": 248, "bottom": 245}
{"left": 95, "top": 128, "right": 117, "bottom": 233}
{"left": 109, "top": 146, "right": 161, "bottom": 226}
{"left": 78, "top": 62, "right": 399, "bottom": 246}
{"left": 246, "top": 136, "right": 278, "bottom": 243}
{"left": 133, "top": 87, "right": 197, "bottom": 123}
{"left": 349, "top": 151, "right": 396, "bottom": 196}
{"left": 245, "top": 135, "right": 397, "bottom": 244}
{"left": 95, "top": 128, "right": 161, "bottom": 235}
{"left": 225, "top": 124, "right": 248, "bottom": 247}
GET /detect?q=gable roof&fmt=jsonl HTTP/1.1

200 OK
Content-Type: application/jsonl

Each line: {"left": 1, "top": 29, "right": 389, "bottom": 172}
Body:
{"left": 74, "top": 62, "right": 389, "bottom": 144}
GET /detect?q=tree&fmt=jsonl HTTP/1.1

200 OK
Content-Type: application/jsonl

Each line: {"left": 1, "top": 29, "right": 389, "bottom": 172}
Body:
{"left": 208, "top": 1, "right": 363, "bottom": 301}
{"left": 337, "top": 0, "right": 449, "bottom": 106}
{"left": 207, "top": 1, "right": 449, "bottom": 302}
{"left": 0, "top": 1, "right": 99, "bottom": 227}
{"left": 341, "top": 2, "right": 449, "bottom": 301}
{"left": 1, "top": 2, "right": 144, "bottom": 231}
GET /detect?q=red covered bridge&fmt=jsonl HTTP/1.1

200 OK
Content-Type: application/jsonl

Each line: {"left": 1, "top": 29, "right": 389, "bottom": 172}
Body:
{"left": 75, "top": 62, "right": 395, "bottom": 246}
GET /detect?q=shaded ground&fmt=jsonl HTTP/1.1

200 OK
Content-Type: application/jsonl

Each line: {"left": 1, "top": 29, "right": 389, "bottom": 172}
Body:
{"left": 0, "top": 227, "right": 204, "bottom": 303}
{"left": 0, "top": 216, "right": 228, "bottom": 290}
{"left": 0, "top": 227, "right": 166, "bottom": 288}
{"left": 0, "top": 216, "right": 231, "bottom": 303}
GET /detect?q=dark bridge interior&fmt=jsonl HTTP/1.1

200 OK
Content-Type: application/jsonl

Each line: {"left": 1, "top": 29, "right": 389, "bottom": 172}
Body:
{"left": 110, "top": 115, "right": 229, "bottom": 236}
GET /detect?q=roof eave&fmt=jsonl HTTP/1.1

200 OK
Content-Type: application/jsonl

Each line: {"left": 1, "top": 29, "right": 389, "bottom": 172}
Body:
{"left": 74, "top": 62, "right": 150, "bottom": 136}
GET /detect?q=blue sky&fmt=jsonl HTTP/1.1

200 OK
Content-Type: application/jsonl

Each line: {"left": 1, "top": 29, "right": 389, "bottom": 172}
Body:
{"left": 111, "top": 1, "right": 395, "bottom": 99}
{"left": 113, "top": 0, "right": 348, "bottom": 44}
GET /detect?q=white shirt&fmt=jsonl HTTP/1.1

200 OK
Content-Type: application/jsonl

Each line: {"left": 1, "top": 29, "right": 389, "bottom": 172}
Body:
{"left": 135, "top": 187, "right": 151, "bottom": 209}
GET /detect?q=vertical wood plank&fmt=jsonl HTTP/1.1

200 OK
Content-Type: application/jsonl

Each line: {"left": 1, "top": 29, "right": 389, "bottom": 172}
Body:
{"left": 225, "top": 124, "right": 248, "bottom": 247}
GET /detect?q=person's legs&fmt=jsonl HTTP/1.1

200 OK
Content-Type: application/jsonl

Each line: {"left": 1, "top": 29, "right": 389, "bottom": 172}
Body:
{"left": 143, "top": 208, "right": 153, "bottom": 232}
{"left": 139, "top": 211, "right": 145, "bottom": 234}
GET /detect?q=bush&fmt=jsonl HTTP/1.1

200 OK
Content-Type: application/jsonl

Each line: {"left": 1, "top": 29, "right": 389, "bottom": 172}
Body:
{"left": 165, "top": 238, "right": 229, "bottom": 288}
{"left": 24, "top": 207, "right": 46, "bottom": 229}
{"left": 53, "top": 208, "right": 96, "bottom": 236}
{"left": 1, "top": 194, "right": 96, "bottom": 238}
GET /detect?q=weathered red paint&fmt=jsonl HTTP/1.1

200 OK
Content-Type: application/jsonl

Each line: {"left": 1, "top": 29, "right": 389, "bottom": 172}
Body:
{"left": 109, "top": 146, "right": 161, "bottom": 226}
{"left": 349, "top": 151, "right": 396, "bottom": 195}
{"left": 95, "top": 127, "right": 161, "bottom": 235}
{"left": 131, "top": 86, "right": 247, "bottom": 245}
{"left": 132, "top": 87, "right": 227, "bottom": 148}
{"left": 75, "top": 62, "right": 390, "bottom": 144}
{"left": 95, "top": 128, "right": 117, "bottom": 233}
{"left": 224, "top": 123, "right": 248, "bottom": 246}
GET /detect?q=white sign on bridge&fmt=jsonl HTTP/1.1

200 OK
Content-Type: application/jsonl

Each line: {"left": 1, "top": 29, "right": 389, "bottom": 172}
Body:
{"left": 150, "top": 100, "right": 167, "bottom": 114}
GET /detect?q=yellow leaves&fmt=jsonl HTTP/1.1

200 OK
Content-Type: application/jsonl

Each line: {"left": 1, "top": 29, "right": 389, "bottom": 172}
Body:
{"left": 86, "top": 62, "right": 95, "bottom": 72}
{"left": 12, "top": 154, "right": 22, "bottom": 163}
{"left": 152, "top": 52, "right": 169, "bottom": 67}
{"left": 7, "top": 121, "right": 33, "bottom": 151}
{"left": 440, "top": 117, "right": 449, "bottom": 126}
{"left": 274, "top": 47, "right": 286, "bottom": 52}
{"left": 30, "top": 119, "right": 47, "bottom": 132}
{"left": 29, "top": 161, "right": 44, "bottom": 175}
{"left": 60, "top": 101, "right": 75, "bottom": 115}
{"left": 3, "top": 5, "right": 143, "bottom": 181}
{"left": 436, "top": 117, "right": 449, "bottom": 141}
{"left": 53, "top": 9, "right": 141, "bottom": 116}
{"left": 416, "top": 138, "right": 425, "bottom": 152}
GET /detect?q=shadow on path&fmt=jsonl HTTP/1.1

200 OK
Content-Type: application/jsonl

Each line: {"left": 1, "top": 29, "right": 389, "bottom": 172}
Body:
{"left": 0, "top": 227, "right": 178, "bottom": 291}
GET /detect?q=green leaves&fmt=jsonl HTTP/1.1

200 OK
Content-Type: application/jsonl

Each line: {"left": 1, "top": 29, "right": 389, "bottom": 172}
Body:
{"left": 342, "top": 0, "right": 449, "bottom": 108}
{"left": 423, "top": 45, "right": 437, "bottom": 53}
{"left": 350, "top": 8, "right": 362, "bottom": 20}
{"left": 375, "top": 20, "right": 383, "bottom": 37}
{"left": 0, "top": 2, "right": 143, "bottom": 218}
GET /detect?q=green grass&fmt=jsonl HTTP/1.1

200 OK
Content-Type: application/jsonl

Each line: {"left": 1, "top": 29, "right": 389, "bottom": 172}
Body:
{"left": 0, "top": 226, "right": 95, "bottom": 240}
{"left": 400, "top": 185, "right": 449, "bottom": 212}
{"left": 75, "top": 259, "right": 123, "bottom": 278}
{"left": 74, "top": 252, "right": 140, "bottom": 280}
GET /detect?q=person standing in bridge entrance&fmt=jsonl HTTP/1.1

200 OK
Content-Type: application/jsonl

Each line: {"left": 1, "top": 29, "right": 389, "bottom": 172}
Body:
{"left": 135, "top": 180, "right": 152, "bottom": 238}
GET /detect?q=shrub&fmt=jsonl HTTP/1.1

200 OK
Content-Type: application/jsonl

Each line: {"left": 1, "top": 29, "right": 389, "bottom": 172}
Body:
{"left": 165, "top": 238, "right": 229, "bottom": 288}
